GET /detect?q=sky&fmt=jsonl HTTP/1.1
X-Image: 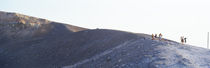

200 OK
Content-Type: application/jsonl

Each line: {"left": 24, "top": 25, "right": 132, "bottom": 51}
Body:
{"left": 1, "top": 0, "right": 210, "bottom": 48}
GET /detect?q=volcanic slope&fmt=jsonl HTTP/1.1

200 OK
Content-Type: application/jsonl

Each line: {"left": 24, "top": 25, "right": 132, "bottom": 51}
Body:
{"left": 0, "top": 11, "right": 210, "bottom": 68}
{"left": 63, "top": 31, "right": 210, "bottom": 68}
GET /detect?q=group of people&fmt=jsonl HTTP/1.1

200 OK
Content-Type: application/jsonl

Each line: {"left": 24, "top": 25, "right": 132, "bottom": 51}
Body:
{"left": 152, "top": 33, "right": 163, "bottom": 41}
{"left": 181, "top": 36, "right": 187, "bottom": 44}
{"left": 151, "top": 33, "right": 187, "bottom": 44}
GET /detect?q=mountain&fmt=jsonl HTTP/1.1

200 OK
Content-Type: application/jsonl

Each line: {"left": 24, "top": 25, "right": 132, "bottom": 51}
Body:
{"left": 0, "top": 11, "right": 210, "bottom": 68}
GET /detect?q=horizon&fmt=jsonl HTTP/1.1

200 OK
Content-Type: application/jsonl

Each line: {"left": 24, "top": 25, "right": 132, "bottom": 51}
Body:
{"left": 1, "top": 0, "right": 210, "bottom": 48}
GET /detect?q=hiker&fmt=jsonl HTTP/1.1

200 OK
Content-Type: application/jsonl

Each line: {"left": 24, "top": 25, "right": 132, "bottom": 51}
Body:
{"left": 184, "top": 37, "right": 187, "bottom": 43}
{"left": 152, "top": 34, "right": 155, "bottom": 40}
{"left": 154, "top": 34, "right": 158, "bottom": 38}
{"left": 159, "top": 33, "right": 163, "bottom": 41}
{"left": 181, "top": 36, "right": 184, "bottom": 44}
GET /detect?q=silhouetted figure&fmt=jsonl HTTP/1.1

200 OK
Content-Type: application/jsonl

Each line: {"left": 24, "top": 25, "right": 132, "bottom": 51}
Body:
{"left": 184, "top": 37, "right": 187, "bottom": 43}
{"left": 181, "top": 36, "right": 184, "bottom": 44}
{"left": 154, "top": 34, "right": 158, "bottom": 38}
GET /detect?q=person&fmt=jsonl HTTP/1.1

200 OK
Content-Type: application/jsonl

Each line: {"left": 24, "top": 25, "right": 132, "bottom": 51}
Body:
{"left": 184, "top": 37, "right": 187, "bottom": 43}
{"left": 154, "top": 34, "right": 158, "bottom": 38}
{"left": 152, "top": 34, "right": 155, "bottom": 40}
{"left": 181, "top": 36, "right": 184, "bottom": 44}
{"left": 159, "top": 33, "right": 163, "bottom": 41}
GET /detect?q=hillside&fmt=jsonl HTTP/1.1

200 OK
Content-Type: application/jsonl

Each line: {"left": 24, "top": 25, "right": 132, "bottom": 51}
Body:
{"left": 0, "top": 11, "right": 210, "bottom": 68}
{"left": 0, "top": 11, "right": 86, "bottom": 40}
{"left": 63, "top": 33, "right": 210, "bottom": 68}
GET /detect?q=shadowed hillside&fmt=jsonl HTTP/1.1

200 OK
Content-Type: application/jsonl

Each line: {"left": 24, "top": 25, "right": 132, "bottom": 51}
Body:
{"left": 0, "top": 11, "right": 210, "bottom": 68}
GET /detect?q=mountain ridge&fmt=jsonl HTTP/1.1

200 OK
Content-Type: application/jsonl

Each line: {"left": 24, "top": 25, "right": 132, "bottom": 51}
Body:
{"left": 0, "top": 11, "right": 87, "bottom": 40}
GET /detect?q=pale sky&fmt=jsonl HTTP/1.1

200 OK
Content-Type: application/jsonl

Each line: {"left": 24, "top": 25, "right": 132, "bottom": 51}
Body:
{"left": 1, "top": 0, "right": 210, "bottom": 48}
